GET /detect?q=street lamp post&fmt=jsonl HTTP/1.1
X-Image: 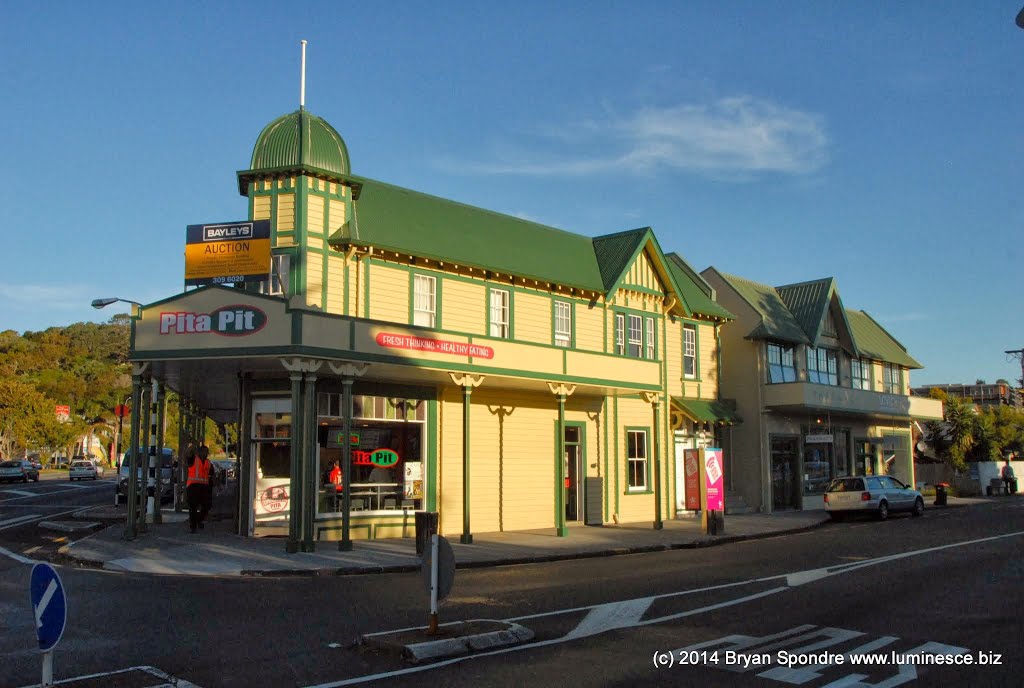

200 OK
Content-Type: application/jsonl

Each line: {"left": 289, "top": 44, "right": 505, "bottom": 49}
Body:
{"left": 91, "top": 297, "right": 143, "bottom": 314}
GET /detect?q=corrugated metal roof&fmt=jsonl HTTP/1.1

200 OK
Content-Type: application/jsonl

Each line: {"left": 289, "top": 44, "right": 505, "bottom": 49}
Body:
{"left": 716, "top": 272, "right": 810, "bottom": 344}
{"left": 777, "top": 278, "right": 834, "bottom": 342}
{"left": 665, "top": 254, "right": 734, "bottom": 320}
{"left": 845, "top": 309, "right": 922, "bottom": 369}
{"left": 593, "top": 228, "right": 650, "bottom": 291}
{"left": 248, "top": 109, "right": 351, "bottom": 176}
{"left": 341, "top": 176, "right": 607, "bottom": 291}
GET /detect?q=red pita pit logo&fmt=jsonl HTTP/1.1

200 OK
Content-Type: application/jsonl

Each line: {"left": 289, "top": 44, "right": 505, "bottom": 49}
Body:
{"left": 159, "top": 305, "right": 268, "bottom": 336}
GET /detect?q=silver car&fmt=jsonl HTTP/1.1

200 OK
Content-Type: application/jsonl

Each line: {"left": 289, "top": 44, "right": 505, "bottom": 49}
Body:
{"left": 824, "top": 475, "right": 924, "bottom": 521}
{"left": 0, "top": 459, "right": 40, "bottom": 483}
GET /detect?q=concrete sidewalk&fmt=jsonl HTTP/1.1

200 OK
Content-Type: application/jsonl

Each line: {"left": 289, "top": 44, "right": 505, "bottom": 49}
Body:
{"left": 58, "top": 496, "right": 985, "bottom": 577}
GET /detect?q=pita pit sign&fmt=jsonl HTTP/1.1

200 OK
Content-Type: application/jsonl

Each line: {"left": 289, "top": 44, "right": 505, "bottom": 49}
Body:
{"left": 159, "top": 305, "right": 268, "bottom": 336}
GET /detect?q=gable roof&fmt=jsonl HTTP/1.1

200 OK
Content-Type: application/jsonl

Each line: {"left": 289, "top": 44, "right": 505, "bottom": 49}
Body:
{"left": 776, "top": 278, "right": 834, "bottom": 342}
{"left": 845, "top": 309, "right": 923, "bottom": 369}
{"left": 592, "top": 228, "right": 650, "bottom": 292}
{"left": 712, "top": 270, "right": 810, "bottom": 344}
{"left": 665, "top": 253, "right": 734, "bottom": 320}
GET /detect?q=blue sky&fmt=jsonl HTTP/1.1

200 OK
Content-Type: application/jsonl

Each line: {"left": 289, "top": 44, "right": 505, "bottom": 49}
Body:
{"left": 1, "top": 2, "right": 1021, "bottom": 386}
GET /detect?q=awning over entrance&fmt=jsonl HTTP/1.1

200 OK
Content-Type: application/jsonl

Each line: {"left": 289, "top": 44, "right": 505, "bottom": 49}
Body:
{"left": 671, "top": 398, "right": 741, "bottom": 426}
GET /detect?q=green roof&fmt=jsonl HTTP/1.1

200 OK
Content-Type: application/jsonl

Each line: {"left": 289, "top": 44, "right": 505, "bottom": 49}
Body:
{"left": 593, "top": 228, "right": 650, "bottom": 291}
{"left": 672, "top": 398, "right": 741, "bottom": 425}
{"left": 665, "top": 253, "right": 734, "bottom": 320}
{"left": 335, "top": 175, "right": 607, "bottom": 291}
{"left": 715, "top": 271, "right": 810, "bottom": 344}
{"left": 845, "top": 309, "right": 922, "bottom": 369}
{"left": 777, "top": 278, "right": 834, "bottom": 342}
{"left": 238, "top": 109, "right": 351, "bottom": 194}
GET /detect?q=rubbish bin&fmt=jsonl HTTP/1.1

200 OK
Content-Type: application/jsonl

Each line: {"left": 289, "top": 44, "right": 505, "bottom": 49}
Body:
{"left": 415, "top": 511, "right": 439, "bottom": 556}
{"left": 934, "top": 482, "right": 949, "bottom": 507}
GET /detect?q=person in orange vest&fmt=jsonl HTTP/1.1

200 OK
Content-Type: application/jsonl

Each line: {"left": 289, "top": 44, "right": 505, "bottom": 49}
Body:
{"left": 328, "top": 460, "right": 343, "bottom": 493}
{"left": 186, "top": 445, "right": 213, "bottom": 533}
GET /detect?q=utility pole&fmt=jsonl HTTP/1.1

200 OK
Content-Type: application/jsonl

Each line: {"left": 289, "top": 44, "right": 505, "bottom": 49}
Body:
{"left": 1006, "top": 349, "right": 1024, "bottom": 407}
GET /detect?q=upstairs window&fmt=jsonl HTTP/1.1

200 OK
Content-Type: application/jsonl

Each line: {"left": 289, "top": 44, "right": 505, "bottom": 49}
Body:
{"left": 807, "top": 347, "right": 838, "bottom": 385}
{"left": 683, "top": 325, "right": 697, "bottom": 379}
{"left": 554, "top": 301, "right": 572, "bottom": 347}
{"left": 645, "top": 317, "right": 655, "bottom": 360}
{"left": 851, "top": 358, "right": 872, "bottom": 390}
{"left": 489, "top": 289, "right": 510, "bottom": 338}
{"left": 413, "top": 274, "right": 436, "bottom": 328}
{"left": 615, "top": 314, "right": 625, "bottom": 355}
{"left": 259, "top": 254, "right": 290, "bottom": 296}
{"left": 628, "top": 315, "right": 643, "bottom": 357}
{"left": 767, "top": 342, "right": 797, "bottom": 383}
{"left": 883, "top": 364, "right": 903, "bottom": 394}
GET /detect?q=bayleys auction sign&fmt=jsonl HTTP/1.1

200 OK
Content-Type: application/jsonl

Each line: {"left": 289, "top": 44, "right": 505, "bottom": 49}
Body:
{"left": 185, "top": 220, "right": 271, "bottom": 286}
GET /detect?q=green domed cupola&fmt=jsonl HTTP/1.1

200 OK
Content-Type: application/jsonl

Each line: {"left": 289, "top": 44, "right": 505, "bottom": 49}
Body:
{"left": 237, "top": 109, "right": 351, "bottom": 195}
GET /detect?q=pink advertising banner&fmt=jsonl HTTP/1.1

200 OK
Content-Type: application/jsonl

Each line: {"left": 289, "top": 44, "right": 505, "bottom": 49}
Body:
{"left": 704, "top": 448, "right": 724, "bottom": 511}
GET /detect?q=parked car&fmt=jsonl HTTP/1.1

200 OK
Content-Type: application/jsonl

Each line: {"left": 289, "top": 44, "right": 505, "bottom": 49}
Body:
{"left": 211, "top": 459, "right": 237, "bottom": 483}
{"left": 824, "top": 475, "right": 924, "bottom": 520}
{"left": 0, "top": 459, "right": 40, "bottom": 483}
{"left": 69, "top": 460, "right": 100, "bottom": 481}
{"left": 116, "top": 448, "right": 175, "bottom": 504}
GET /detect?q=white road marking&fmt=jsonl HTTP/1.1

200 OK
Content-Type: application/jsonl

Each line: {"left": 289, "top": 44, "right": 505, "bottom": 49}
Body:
{"left": 316, "top": 529, "right": 1024, "bottom": 687}
{"left": 0, "top": 484, "right": 110, "bottom": 503}
{"left": 0, "top": 513, "right": 41, "bottom": 527}
{"left": 0, "top": 545, "right": 40, "bottom": 564}
{"left": 0, "top": 506, "right": 95, "bottom": 531}
{"left": 15, "top": 665, "right": 202, "bottom": 688}
{"left": 2, "top": 489, "right": 37, "bottom": 497}
{"left": 564, "top": 597, "right": 654, "bottom": 640}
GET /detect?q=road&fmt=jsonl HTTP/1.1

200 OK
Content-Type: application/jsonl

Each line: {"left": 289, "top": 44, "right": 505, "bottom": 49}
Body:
{"left": 2, "top": 496, "right": 1022, "bottom": 687}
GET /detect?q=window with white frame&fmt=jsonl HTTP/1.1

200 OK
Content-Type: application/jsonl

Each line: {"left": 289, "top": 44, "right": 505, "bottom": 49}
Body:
{"left": 645, "top": 317, "right": 655, "bottom": 360}
{"left": 851, "top": 358, "right": 872, "bottom": 390}
{"left": 627, "top": 429, "right": 648, "bottom": 491}
{"left": 259, "top": 254, "right": 290, "bottom": 296}
{"left": 413, "top": 274, "right": 436, "bottom": 328}
{"left": 767, "top": 342, "right": 797, "bottom": 383}
{"left": 554, "top": 301, "right": 571, "bottom": 347}
{"left": 615, "top": 314, "right": 625, "bottom": 355}
{"left": 683, "top": 324, "right": 697, "bottom": 379}
{"left": 806, "top": 347, "right": 838, "bottom": 385}
{"left": 489, "top": 289, "right": 510, "bottom": 338}
{"left": 883, "top": 364, "right": 902, "bottom": 394}
{"left": 628, "top": 315, "right": 643, "bottom": 357}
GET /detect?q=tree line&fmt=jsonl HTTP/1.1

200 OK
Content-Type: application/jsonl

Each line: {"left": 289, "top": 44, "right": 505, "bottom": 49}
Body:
{"left": 0, "top": 316, "right": 226, "bottom": 465}
{"left": 922, "top": 388, "right": 1024, "bottom": 469}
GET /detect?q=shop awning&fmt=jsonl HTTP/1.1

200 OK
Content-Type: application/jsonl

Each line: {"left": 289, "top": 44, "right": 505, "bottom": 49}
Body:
{"left": 671, "top": 398, "right": 741, "bottom": 426}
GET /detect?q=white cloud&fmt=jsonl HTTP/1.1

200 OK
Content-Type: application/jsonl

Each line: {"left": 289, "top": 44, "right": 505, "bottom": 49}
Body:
{"left": 0, "top": 283, "right": 86, "bottom": 311}
{"left": 445, "top": 96, "right": 828, "bottom": 180}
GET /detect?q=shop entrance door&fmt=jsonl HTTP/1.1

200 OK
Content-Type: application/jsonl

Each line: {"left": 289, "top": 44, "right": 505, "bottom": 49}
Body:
{"left": 564, "top": 426, "right": 583, "bottom": 522}
{"left": 770, "top": 436, "right": 800, "bottom": 511}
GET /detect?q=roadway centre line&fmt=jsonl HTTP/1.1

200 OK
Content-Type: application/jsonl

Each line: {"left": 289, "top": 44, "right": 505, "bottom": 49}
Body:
{"left": 0, "top": 545, "right": 40, "bottom": 565}
{"left": 0, "top": 484, "right": 111, "bottom": 503}
{"left": 0, "top": 513, "right": 42, "bottom": 527}
{"left": 319, "top": 529, "right": 1024, "bottom": 687}
{"left": 1, "top": 489, "right": 38, "bottom": 497}
{"left": 0, "top": 506, "right": 95, "bottom": 531}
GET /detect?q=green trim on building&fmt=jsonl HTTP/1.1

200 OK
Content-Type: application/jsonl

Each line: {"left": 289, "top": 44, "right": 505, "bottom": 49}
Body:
{"left": 602, "top": 396, "right": 609, "bottom": 522}
{"left": 427, "top": 398, "right": 438, "bottom": 511}
{"left": 613, "top": 395, "right": 620, "bottom": 517}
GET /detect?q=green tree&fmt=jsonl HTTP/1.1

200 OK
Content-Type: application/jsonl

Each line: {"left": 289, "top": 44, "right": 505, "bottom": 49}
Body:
{"left": 944, "top": 396, "right": 977, "bottom": 470}
{"left": 0, "top": 378, "right": 60, "bottom": 458}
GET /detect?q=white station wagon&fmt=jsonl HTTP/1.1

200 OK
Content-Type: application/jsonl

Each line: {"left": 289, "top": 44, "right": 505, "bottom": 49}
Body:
{"left": 69, "top": 460, "right": 101, "bottom": 481}
{"left": 824, "top": 475, "right": 924, "bottom": 521}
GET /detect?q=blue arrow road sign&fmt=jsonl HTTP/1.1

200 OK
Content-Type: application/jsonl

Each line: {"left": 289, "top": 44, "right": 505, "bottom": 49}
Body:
{"left": 29, "top": 563, "right": 66, "bottom": 652}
